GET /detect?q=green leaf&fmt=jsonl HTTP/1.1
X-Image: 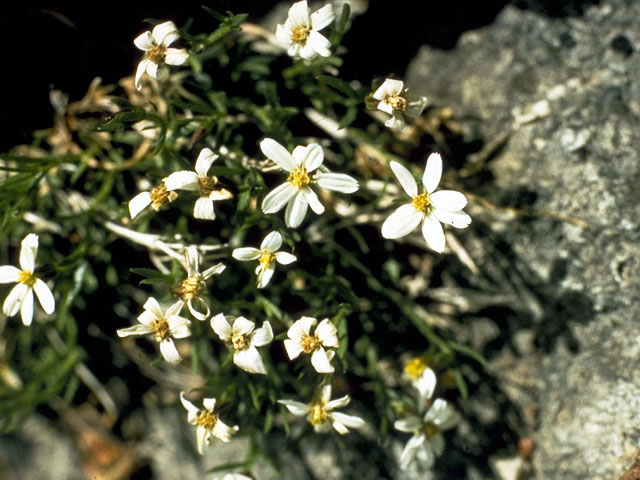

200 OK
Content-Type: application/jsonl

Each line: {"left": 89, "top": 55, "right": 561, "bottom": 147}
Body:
{"left": 452, "top": 368, "right": 468, "bottom": 399}
{"left": 130, "top": 268, "right": 174, "bottom": 285}
{"left": 338, "top": 107, "right": 358, "bottom": 129}
{"left": 318, "top": 75, "right": 359, "bottom": 99}
{"left": 449, "top": 341, "right": 488, "bottom": 368}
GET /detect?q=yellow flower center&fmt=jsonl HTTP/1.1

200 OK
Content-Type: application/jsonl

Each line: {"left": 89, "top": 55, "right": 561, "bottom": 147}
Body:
{"left": 287, "top": 167, "right": 310, "bottom": 189}
{"left": 412, "top": 192, "right": 431, "bottom": 213}
{"left": 309, "top": 403, "right": 328, "bottom": 426}
{"left": 387, "top": 94, "right": 407, "bottom": 112}
{"left": 404, "top": 357, "right": 427, "bottom": 381}
{"left": 153, "top": 318, "right": 170, "bottom": 343}
{"left": 290, "top": 25, "right": 310, "bottom": 44}
{"left": 18, "top": 271, "right": 36, "bottom": 287}
{"left": 259, "top": 251, "right": 275, "bottom": 269}
{"left": 196, "top": 410, "right": 218, "bottom": 430}
{"left": 423, "top": 422, "right": 440, "bottom": 439}
{"left": 231, "top": 332, "right": 249, "bottom": 351}
{"left": 172, "top": 276, "right": 203, "bottom": 301}
{"left": 145, "top": 45, "right": 167, "bottom": 63}
{"left": 300, "top": 333, "right": 321, "bottom": 354}
{"left": 150, "top": 184, "right": 178, "bottom": 211}
{"left": 197, "top": 176, "right": 219, "bottom": 196}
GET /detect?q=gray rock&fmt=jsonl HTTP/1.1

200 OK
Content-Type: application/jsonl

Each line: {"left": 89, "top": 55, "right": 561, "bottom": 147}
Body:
{"left": 407, "top": 1, "right": 640, "bottom": 478}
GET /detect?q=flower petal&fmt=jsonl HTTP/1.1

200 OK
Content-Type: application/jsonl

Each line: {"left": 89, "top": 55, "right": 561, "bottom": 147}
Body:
{"left": 145, "top": 60, "right": 159, "bottom": 79}
{"left": 433, "top": 209, "right": 471, "bottom": 229}
{"left": 423, "top": 153, "right": 442, "bottom": 193}
{"left": 233, "top": 316, "right": 256, "bottom": 337}
{"left": 331, "top": 412, "right": 365, "bottom": 432}
{"left": 165, "top": 48, "right": 189, "bottom": 65}
{"left": 164, "top": 171, "right": 198, "bottom": 191}
{"left": 377, "top": 100, "right": 394, "bottom": 115}
{"left": 159, "top": 338, "right": 181, "bottom": 364}
{"left": 234, "top": 347, "right": 267, "bottom": 374}
{"left": 310, "top": 4, "right": 335, "bottom": 30}
{"left": 422, "top": 214, "right": 446, "bottom": 253}
{"left": 152, "top": 21, "right": 179, "bottom": 46}
{"left": 430, "top": 433, "right": 445, "bottom": 457}
{"left": 430, "top": 190, "right": 467, "bottom": 211}
{"left": 400, "top": 433, "right": 426, "bottom": 470}
{"left": 251, "top": 321, "right": 273, "bottom": 347}
{"left": 302, "top": 187, "right": 325, "bottom": 214}
{"left": 315, "top": 172, "right": 359, "bottom": 193}
{"left": 129, "top": 191, "right": 152, "bottom": 219}
{"left": 19, "top": 233, "right": 38, "bottom": 273}
{"left": 415, "top": 367, "right": 437, "bottom": 400}
{"left": 33, "top": 279, "right": 55, "bottom": 315}
{"left": 390, "top": 161, "right": 418, "bottom": 198}
{"left": 315, "top": 319, "right": 338, "bottom": 347}
{"left": 385, "top": 113, "right": 405, "bottom": 130}
{"left": 298, "top": 43, "right": 317, "bottom": 60}
{"left": 257, "top": 263, "right": 275, "bottom": 288}
{"left": 284, "top": 191, "right": 309, "bottom": 228}
{"left": 203, "top": 397, "right": 216, "bottom": 412}
{"left": 142, "top": 297, "right": 163, "bottom": 319}
{"left": 284, "top": 339, "right": 304, "bottom": 360}
{"left": 135, "top": 59, "right": 151, "bottom": 90}
{"left": 260, "top": 231, "right": 282, "bottom": 252}
{"left": 277, "top": 399, "right": 310, "bottom": 417}
{"left": 193, "top": 197, "right": 215, "bottom": 220}
{"left": 202, "top": 262, "right": 225, "bottom": 279}
{"left": 275, "top": 24, "right": 292, "bottom": 47}
{"left": 287, "top": 316, "right": 316, "bottom": 342}
{"left": 300, "top": 144, "right": 324, "bottom": 172}
{"left": 117, "top": 323, "right": 154, "bottom": 337}
{"left": 260, "top": 138, "right": 296, "bottom": 171}
{"left": 311, "top": 348, "right": 334, "bottom": 373}
{"left": 381, "top": 204, "right": 422, "bottom": 239}
{"left": 275, "top": 252, "right": 296, "bottom": 265}
{"left": 373, "top": 79, "right": 404, "bottom": 100}
{"left": 424, "top": 398, "right": 460, "bottom": 431}
{"left": 393, "top": 415, "right": 422, "bottom": 433}
{"left": 168, "top": 315, "right": 191, "bottom": 338}
{"left": 165, "top": 299, "right": 185, "bottom": 317}
{"left": 133, "top": 31, "right": 154, "bottom": 51}
{"left": 3, "top": 283, "right": 29, "bottom": 318}
{"left": 288, "top": 1, "right": 310, "bottom": 26}
{"left": 210, "top": 313, "right": 232, "bottom": 341}
{"left": 195, "top": 148, "right": 218, "bottom": 176}
{"left": 0, "top": 266, "right": 20, "bottom": 283}
{"left": 262, "top": 182, "right": 297, "bottom": 214}
{"left": 185, "top": 246, "right": 199, "bottom": 276}
{"left": 232, "top": 248, "right": 261, "bottom": 262}
{"left": 407, "top": 97, "right": 428, "bottom": 118}
{"left": 179, "top": 392, "right": 200, "bottom": 422}
{"left": 307, "top": 30, "right": 331, "bottom": 57}
{"left": 20, "top": 290, "right": 34, "bottom": 327}
{"left": 187, "top": 299, "right": 209, "bottom": 321}
{"left": 212, "top": 419, "right": 238, "bottom": 442}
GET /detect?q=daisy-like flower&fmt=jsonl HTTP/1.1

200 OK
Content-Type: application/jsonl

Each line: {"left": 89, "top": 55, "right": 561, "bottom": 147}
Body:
{"left": 372, "top": 79, "right": 428, "bottom": 130}
{"left": 210, "top": 314, "right": 273, "bottom": 374}
{"left": 0, "top": 234, "right": 55, "bottom": 326}
{"left": 116, "top": 297, "right": 190, "bottom": 364}
{"left": 260, "top": 138, "right": 359, "bottom": 228}
{"left": 394, "top": 398, "right": 460, "bottom": 470}
{"left": 134, "top": 21, "right": 189, "bottom": 91}
{"left": 128, "top": 181, "right": 178, "bottom": 219}
{"left": 275, "top": 1, "right": 335, "bottom": 60}
{"left": 278, "top": 385, "right": 364, "bottom": 434}
{"left": 232, "top": 231, "right": 296, "bottom": 288}
{"left": 381, "top": 154, "right": 471, "bottom": 253}
{"left": 403, "top": 357, "right": 437, "bottom": 402}
{"left": 180, "top": 392, "right": 239, "bottom": 455}
{"left": 164, "top": 148, "right": 233, "bottom": 220}
{"left": 284, "top": 316, "right": 338, "bottom": 373}
{"left": 172, "top": 246, "right": 225, "bottom": 320}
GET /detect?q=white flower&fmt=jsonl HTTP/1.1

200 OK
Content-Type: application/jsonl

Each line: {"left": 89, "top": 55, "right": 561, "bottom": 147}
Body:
{"left": 128, "top": 181, "right": 178, "bottom": 219}
{"left": 134, "top": 21, "right": 189, "bottom": 90}
{"left": 284, "top": 317, "right": 338, "bottom": 373}
{"left": 164, "top": 148, "right": 233, "bottom": 220}
{"left": 133, "top": 119, "right": 161, "bottom": 140}
{"left": 381, "top": 154, "right": 471, "bottom": 253}
{"left": 372, "top": 79, "right": 428, "bottom": 129}
{"left": 180, "top": 392, "right": 239, "bottom": 455}
{"left": 117, "top": 297, "right": 190, "bottom": 364}
{"left": 210, "top": 314, "right": 273, "bottom": 374}
{"left": 232, "top": 231, "right": 296, "bottom": 288}
{"left": 0, "top": 234, "right": 55, "bottom": 326}
{"left": 403, "top": 357, "right": 437, "bottom": 402}
{"left": 172, "top": 246, "right": 225, "bottom": 320}
{"left": 278, "top": 385, "right": 364, "bottom": 434}
{"left": 394, "top": 398, "right": 460, "bottom": 470}
{"left": 275, "top": 1, "right": 335, "bottom": 60}
{"left": 260, "top": 138, "right": 359, "bottom": 228}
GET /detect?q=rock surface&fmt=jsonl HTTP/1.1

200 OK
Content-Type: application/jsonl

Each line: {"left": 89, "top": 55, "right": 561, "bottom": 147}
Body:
{"left": 407, "top": 1, "right": 640, "bottom": 478}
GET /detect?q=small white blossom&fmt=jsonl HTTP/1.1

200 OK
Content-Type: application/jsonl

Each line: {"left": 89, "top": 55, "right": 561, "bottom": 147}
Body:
{"left": 260, "top": 138, "right": 358, "bottom": 228}
{"left": 278, "top": 385, "right": 364, "bottom": 434}
{"left": 275, "top": 1, "right": 335, "bottom": 60}
{"left": 180, "top": 392, "right": 239, "bottom": 455}
{"left": 134, "top": 21, "right": 189, "bottom": 90}
{"left": 0, "top": 234, "right": 55, "bottom": 326}
{"left": 117, "top": 297, "right": 190, "bottom": 364}
{"left": 128, "top": 180, "right": 178, "bottom": 219}
{"left": 372, "top": 79, "right": 427, "bottom": 129}
{"left": 164, "top": 148, "right": 233, "bottom": 220}
{"left": 284, "top": 316, "right": 338, "bottom": 373}
{"left": 232, "top": 231, "right": 296, "bottom": 288}
{"left": 394, "top": 398, "right": 460, "bottom": 470}
{"left": 173, "top": 246, "right": 225, "bottom": 320}
{"left": 403, "top": 357, "right": 437, "bottom": 402}
{"left": 381, "top": 154, "right": 471, "bottom": 253}
{"left": 133, "top": 119, "right": 161, "bottom": 140}
{"left": 211, "top": 314, "right": 273, "bottom": 374}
